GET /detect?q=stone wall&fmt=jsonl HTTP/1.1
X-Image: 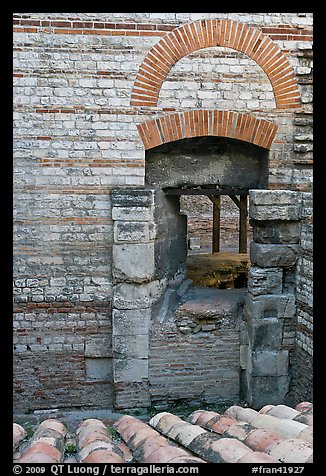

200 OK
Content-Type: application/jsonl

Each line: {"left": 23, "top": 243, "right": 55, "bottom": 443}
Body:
{"left": 13, "top": 12, "right": 313, "bottom": 411}
{"left": 289, "top": 193, "right": 313, "bottom": 403}
{"left": 243, "top": 190, "right": 303, "bottom": 408}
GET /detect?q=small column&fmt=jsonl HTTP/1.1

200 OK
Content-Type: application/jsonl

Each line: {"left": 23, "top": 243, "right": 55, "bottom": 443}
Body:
{"left": 243, "top": 189, "right": 302, "bottom": 408}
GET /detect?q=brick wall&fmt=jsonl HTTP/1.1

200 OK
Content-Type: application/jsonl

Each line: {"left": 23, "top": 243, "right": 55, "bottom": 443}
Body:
{"left": 149, "top": 319, "right": 240, "bottom": 405}
{"left": 13, "top": 12, "right": 313, "bottom": 411}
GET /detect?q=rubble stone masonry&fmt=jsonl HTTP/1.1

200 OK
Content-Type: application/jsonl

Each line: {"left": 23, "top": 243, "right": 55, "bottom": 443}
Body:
{"left": 13, "top": 12, "right": 313, "bottom": 411}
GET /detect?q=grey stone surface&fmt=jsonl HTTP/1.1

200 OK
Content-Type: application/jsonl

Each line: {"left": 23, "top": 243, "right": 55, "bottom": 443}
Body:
{"left": 249, "top": 190, "right": 301, "bottom": 206}
{"left": 112, "top": 206, "right": 154, "bottom": 222}
{"left": 111, "top": 189, "right": 155, "bottom": 207}
{"left": 251, "top": 350, "right": 289, "bottom": 376}
{"left": 146, "top": 137, "right": 269, "bottom": 189}
{"left": 249, "top": 191, "right": 302, "bottom": 221}
{"left": 114, "top": 358, "right": 148, "bottom": 382}
{"left": 249, "top": 204, "right": 302, "bottom": 221}
{"left": 85, "top": 358, "right": 113, "bottom": 382}
{"left": 246, "top": 375, "right": 290, "bottom": 408}
{"left": 247, "top": 318, "right": 283, "bottom": 349}
{"left": 113, "top": 243, "right": 155, "bottom": 283}
{"left": 114, "top": 221, "right": 150, "bottom": 243}
{"left": 248, "top": 266, "right": 283, "bottom": 296}
{"left": 245, "top": 293, "right": 296, "bottom": 321}
{"left": 252, "top": 221, "right": 301, "bottom": 244}
{"left": 113, "top": 281, "right": 163, "bottom": 310}
{"left": 113, "top": 335, "right": 149, "bottom": 359}
{"left": 85, "top": 336, "right": 112, "bottom": 358}
{"left": 112, "top": 309, "right": 151, "bottom": 336}
{"left": 250, "top": 242, "right": 299, "bottom": 267}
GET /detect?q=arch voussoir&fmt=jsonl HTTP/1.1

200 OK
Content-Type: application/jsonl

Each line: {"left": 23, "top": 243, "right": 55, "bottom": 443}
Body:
{"left": 137, "top": 110, "right": 278, "bottom": 150}
{"left": 131, "top": 19, "right": 301, "bottom": 109}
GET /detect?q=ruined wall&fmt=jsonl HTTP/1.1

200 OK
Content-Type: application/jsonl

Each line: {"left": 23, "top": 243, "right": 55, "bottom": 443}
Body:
{"left": 13, "top": 12, "right": 313, "bottom": 411}
{"left": 289, "top": 193, "right": 313, "bottom": 403}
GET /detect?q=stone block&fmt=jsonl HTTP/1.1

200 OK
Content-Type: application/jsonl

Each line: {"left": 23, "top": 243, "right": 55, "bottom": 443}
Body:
{"left": 85, "top": 336, "right": 112, "bottom": 358}
{"left": 112, "top": 207, "right": 154, "bottom": 222}
{"left": 252, "top": 221, "right": 301, "bottom": 244}
{"left": 246, "top": 375, "right": 290, "bottom": 408}
{"left": 249, "top": 204, "right": 301, "bottom": 221}
{"left": 248, "top": 267, "right": 283, "bottom": 296}
{"left": 251, "top": 350, "right": 289, "bottom": 376}
{"left": 113, "top": 243, "right": 155, "bottom": 282}
{"left": 247, "top": 318, "right": 282, "bottom": 349}
{"left": 250, "top": 242, "right": 299, "bottom": 267}
{"left": 249, "top": 190, "right": 302, "bottom": 222}
{"left": 85, "top": 358, "right": 112, "bottom": 382}
{"left": 249, "top": 189, "right": 301, "bottom": 206}
{"left": 113, "top": 281, "right": 163, "bottom": 310}
{"left": 111, "top": 189, "right": 155, "bottom": 208}
{"left": 114, "top": 358, "right": 148, "bottom": 382}
{"left": 113, "top": 335, "right": 149, "bottom": 359}
{"left": 245, "top": 293, "right": 296, "bottom": 321}
{"left": 112, "top": 309, "right": 151, "bottom": 336}
{"left": 114, "top": 221, "right": 150, "bottom": 243}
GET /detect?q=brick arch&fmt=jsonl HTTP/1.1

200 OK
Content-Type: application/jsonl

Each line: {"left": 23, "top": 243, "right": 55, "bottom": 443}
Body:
{"left": 137, "top": 109, "right": 278, "bottom": 150}
{"left": 131, "top": 19, "right": 301, "bottom": 109}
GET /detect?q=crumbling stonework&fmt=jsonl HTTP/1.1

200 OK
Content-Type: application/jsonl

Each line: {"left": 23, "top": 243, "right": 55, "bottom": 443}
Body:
{"left": 13, "top": 12, "right": 313, "bottom": 412}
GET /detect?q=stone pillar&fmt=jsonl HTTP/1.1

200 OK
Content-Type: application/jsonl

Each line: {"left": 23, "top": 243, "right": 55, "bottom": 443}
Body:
{"left": 111, "top": 189, "right": 158, "bottom": 410}
{"left": 243, "top": 190, "right": 302, "bottom": 408}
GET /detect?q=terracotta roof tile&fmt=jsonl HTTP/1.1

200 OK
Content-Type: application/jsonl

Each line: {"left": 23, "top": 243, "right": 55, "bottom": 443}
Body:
{"left": 37, "top": 419, "right": 67, "bottom": 436}
{"left": 178, "top": 425, "right": 208, "bottom": 447}
{"left": 224, "top": 421, "right": 255, "bottom": 441}
{"left": 117, "top": 441, "right": 133, "bottom": 462}
{"left": 295, "top": 402, "right": 313, "bottom": 413}
{"left": 208, "top": 416, "right": 237, "bottom": 434}
{"left": 267, "top": 438, "right": 313, "bottom": 463}
{"left": 244, "top": 428, "right": 284, "bottom": 452}
{"left": 297, "top": 426, "right": 313, "bottom": 445}
{"left": 225, "top": 405, "right": 260, "bottom": 423}
{"left": 83, "top": 449, "right": 125, "bottom": 463}
{"left": 190, "top": 410, "right": 221, "bottom": 426}
{"left": 17, "top": 441, "right": 62, "bottom": 463}
{"left": 133, "top": 434, "right": 170, "bottom": 461}
{"left": 209, "top": 437, "right": 254, "bottom": 463}
{"left": 259, "top": 404, "right": 276, "bottom": 414}
{"left": 263, "top": 404, "right": 301, "bottom": 420}
{"left": 13, "top": 401, "right": 313, "bottom": 464}
{"left": 13, "top": 423, "right": 27, "bottom": 451}
{"left": 115, "top": 414, "right": 206, "bottom": 463}
{"left": 293, "top": 413, "right": 313, "bottom": 426}
{"left": 144, "top": 445, "right": 193, "bottom": 463}
{"left": 237, "top": 451, "right": 279, "bottom": 463}
{"left": 78, "top": 440, "right": 121, "bottom": 461}
{"left": 76, "top": 418, "right": 125, "bottom": 463}
{"left": 16, "top": 419, "right": 66, "bottom": 464}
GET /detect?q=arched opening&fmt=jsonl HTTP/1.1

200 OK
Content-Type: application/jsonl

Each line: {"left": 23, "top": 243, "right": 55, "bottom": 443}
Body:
{"left": 146, "top": 135, "right": 269, "bottom": 290}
